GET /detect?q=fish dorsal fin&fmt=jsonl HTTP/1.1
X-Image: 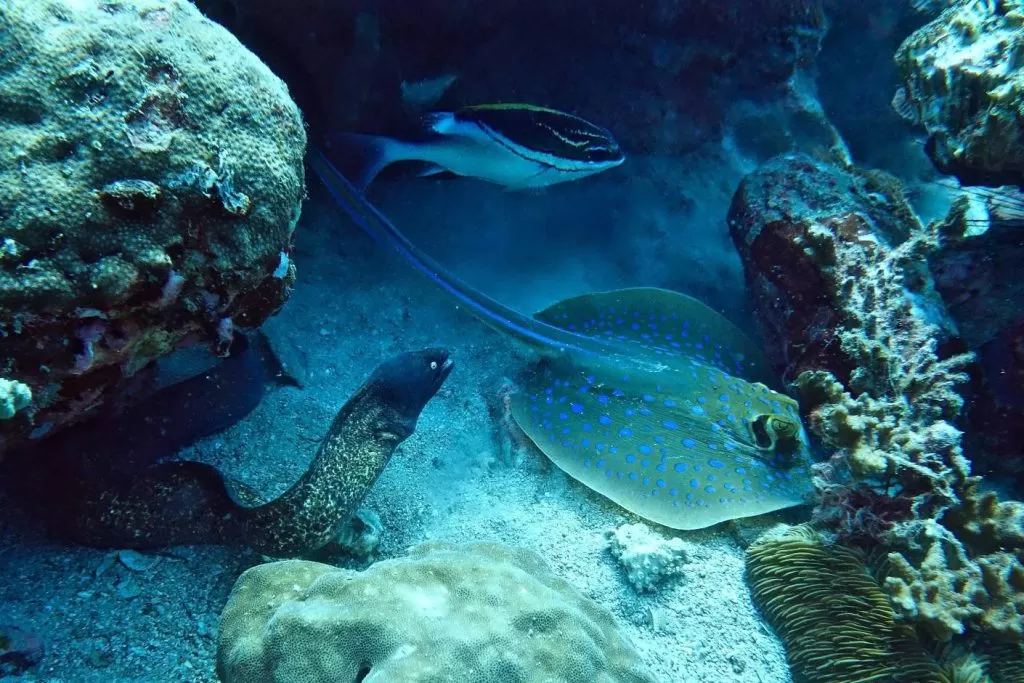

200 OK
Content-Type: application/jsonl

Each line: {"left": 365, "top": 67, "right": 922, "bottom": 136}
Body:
{"left": 534, "top": 287, "right": 778, "bottom": 387}
{"left": 509, "top": 360, "right": 813, "bottom": 531}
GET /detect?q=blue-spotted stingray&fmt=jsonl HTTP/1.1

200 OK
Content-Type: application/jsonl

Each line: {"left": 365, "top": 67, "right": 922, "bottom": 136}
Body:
{"left": 311, "top": 150, "right": 814, "bottom": 529}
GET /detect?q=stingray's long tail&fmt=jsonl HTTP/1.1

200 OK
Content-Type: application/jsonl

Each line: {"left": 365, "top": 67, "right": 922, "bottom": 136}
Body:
{"left": 309, "top": 149, "right": 606, "bottom": 359}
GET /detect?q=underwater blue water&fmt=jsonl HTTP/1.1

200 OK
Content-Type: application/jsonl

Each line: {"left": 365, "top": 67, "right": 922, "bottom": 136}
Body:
{"left": 1, "top": 0, "right": 1022, "bottom": 681}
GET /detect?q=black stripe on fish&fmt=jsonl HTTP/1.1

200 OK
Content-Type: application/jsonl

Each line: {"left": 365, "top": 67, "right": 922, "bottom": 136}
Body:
{"left": 455, "top": 104, "right": 623, "bottom": 164}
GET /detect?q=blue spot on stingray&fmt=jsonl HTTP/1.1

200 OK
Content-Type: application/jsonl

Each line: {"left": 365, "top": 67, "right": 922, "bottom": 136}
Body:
{"left": 609, "top": 446, "right": 618, "bottom": 454}
{"left": 582, "top": 423, "right": 593, "bottom": 432}
{"left": 619, "top": 427, "right": 633, "bottom": 438}
{"left": 709, "top": 459, "right": 725, "bottom": 469}
{"left": 691, "top": 406, "right": 706, "bottom": 416}
{"left": 631, "top": 323, "right": 639, "bottom": 330}
{"left": 559, "top": 412, "right": 568, "bottom": 421}
{"left": 638, "top": 444, "right": 652, "bottom": 455}
{"left": 704, "top": 485, "right": 716, "bottom": 493}
{"left": 735, "top": 467, "right": 746, "bottom": 475}
{"left": 582, "top": 438, "right": 591, "bottom": 447}
{"left": 656, "top": 464, "right": 667, "bottom": 473}
{"left": 643, "top": 477, "right": 651, "bottom": 486}
{"left": 683, "top": 438, "right": 697, "bottom": 448}
{"left": 629, "top": 472, "right": 638, "bottom": 480}
{"left": 597, "top": 459, "right": 606, "bottom": 468}
{"left": 545, "top": 397, "right": 553, "bottom": 405}
{"left": 625, "top": 454, "right": 637, "bottom": 463}
{"left": 583, "top": 459, "right": 591, "bottom": 468}
{"left": 585, "top": 375, "right": 595, "bottom": 384}
{"left": 689, "top": 479, "right": 699, "bottom": 488}
{"left": 545, "top": 387, "right": 553, "bottom": 395}
{"left": 662, "top": 420, "right": 679, "bottom": 430}
{"left": 613, "top": 388, "right": 625, "bottom": 397}
{"left": 598, "top": 394, "right": 610, "bottom": 404}
{"left": 640, "top": 459, "right": 650, "bottom": 468}
{"left": 674, "top": 463, "right": 687, "bottom": 473}
{"left": 664, "top": 399, "right": 677, "bottom": 408}
{"left": 698, "top": 396, "right": 707, "bottom": 404}
{"left": 656, "top": 479, "right": 666, "bottom": 488}
{"left": 624, "top": 409, "right": 635, "bottom": 417}
{"left": 638, "top": 407, "right": 652, "bottom": 416}
{"left": 643, "top": 394, "right": 654, "bottom": 402}
{"left": 599, "top": 415, "right": 612, "bottom": 426}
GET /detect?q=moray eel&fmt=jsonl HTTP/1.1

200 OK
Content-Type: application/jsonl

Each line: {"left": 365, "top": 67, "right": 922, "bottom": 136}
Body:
{"left": 47, "top": 347, "right": 453, "bottom": 556}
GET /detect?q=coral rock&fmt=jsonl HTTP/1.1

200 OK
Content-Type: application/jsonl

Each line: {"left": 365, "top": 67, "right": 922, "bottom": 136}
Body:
{"left": 217, "top": 542, "right": 656, "bottom": 683}
{"left": 0, "top": 0, "right": 306, "bottom": 457}
{"left": 728, "top": 153, "right": 972, "bottom": 506}
{"left": 893, "top": 0, "right": 1024, "bottom": 187}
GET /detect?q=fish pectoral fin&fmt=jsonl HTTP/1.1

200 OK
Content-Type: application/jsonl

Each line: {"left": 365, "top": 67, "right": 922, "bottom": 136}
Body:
{"left": 416, "top": 163, "right": 448, "bottom": 178}
{"left": 501, "top": 167, "right": 552, "bottom": 192}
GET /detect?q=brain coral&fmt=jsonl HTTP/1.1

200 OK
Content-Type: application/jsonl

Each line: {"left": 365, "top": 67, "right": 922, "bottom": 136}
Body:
{"left": 217, "top": 542, "right": 656, "bottom": 683}
{"left": 0, "top": 0, "right": 306, "bottom": 456}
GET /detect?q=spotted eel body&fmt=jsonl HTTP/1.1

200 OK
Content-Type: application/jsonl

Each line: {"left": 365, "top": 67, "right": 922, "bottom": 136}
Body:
{"left": 61, "top": 348, "right": 453, "bottom": 557}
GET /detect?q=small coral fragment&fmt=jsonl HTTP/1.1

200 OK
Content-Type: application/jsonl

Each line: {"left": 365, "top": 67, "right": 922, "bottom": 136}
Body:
{"left": 606, "top": 522, "right": 689, "bottom": 593}
{"left": 0, "top": 378, "right": 31, "bottom": 420}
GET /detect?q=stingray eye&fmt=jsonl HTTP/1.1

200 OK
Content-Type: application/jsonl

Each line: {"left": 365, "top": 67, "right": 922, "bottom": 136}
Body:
{"left": 430, "top": 361, "right": 438, "bottom": 371}
{"left": 769, "top": 417, "right": 797, "bottom": 439}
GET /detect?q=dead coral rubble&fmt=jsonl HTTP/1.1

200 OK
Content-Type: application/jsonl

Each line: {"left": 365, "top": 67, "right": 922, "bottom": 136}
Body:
{"left": 728, "top": 153, "right": 1023, "bottom": 642}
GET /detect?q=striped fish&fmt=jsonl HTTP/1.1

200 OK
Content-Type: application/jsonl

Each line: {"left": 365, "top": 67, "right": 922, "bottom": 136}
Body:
{"left": 334, "top": 103, "right": 625, "bottom": 190}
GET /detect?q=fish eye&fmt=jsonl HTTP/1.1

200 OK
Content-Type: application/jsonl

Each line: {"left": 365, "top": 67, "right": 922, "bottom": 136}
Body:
{"left": 430, "top": 361, "right": 438, "bottom": 371}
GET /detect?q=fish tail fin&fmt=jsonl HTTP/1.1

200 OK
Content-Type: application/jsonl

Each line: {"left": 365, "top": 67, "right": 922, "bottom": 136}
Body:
{"left": 324, "top": 132, "right": 407, "bottom": 190}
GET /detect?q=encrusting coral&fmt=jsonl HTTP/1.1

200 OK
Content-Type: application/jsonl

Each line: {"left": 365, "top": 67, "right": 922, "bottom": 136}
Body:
{"left": 217, "top": 542, "right": 656, "bottom": 683}
{"left": 728, "top": 153, "right": 1024, "bottom": 643}
{"left": 880, "top": 480, "right": 1024, "bottom": 642}
{"left": 0, "top": 0, "right": 306, "bottom": 457}
{"left": 893, "top": 0, "right": 1024, "bottom": 188}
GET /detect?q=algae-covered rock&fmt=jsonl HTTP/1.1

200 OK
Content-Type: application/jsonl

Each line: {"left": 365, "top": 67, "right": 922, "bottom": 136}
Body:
{"left": 0, "top": 0, "right": 306, "bottom": 456}
{"left": 893, "top": 0, "right": 1024, "bottom": 187}
{"left": 0, "top": 379, "right": 31, "bottom": 420}
{"left": 217, "top": 542, "right": 656, "bottom": 683}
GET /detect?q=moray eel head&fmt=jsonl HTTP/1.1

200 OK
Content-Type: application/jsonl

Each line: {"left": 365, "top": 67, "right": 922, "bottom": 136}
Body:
{"left": 368, "top": 347, "right": 454, "bottom": 437}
